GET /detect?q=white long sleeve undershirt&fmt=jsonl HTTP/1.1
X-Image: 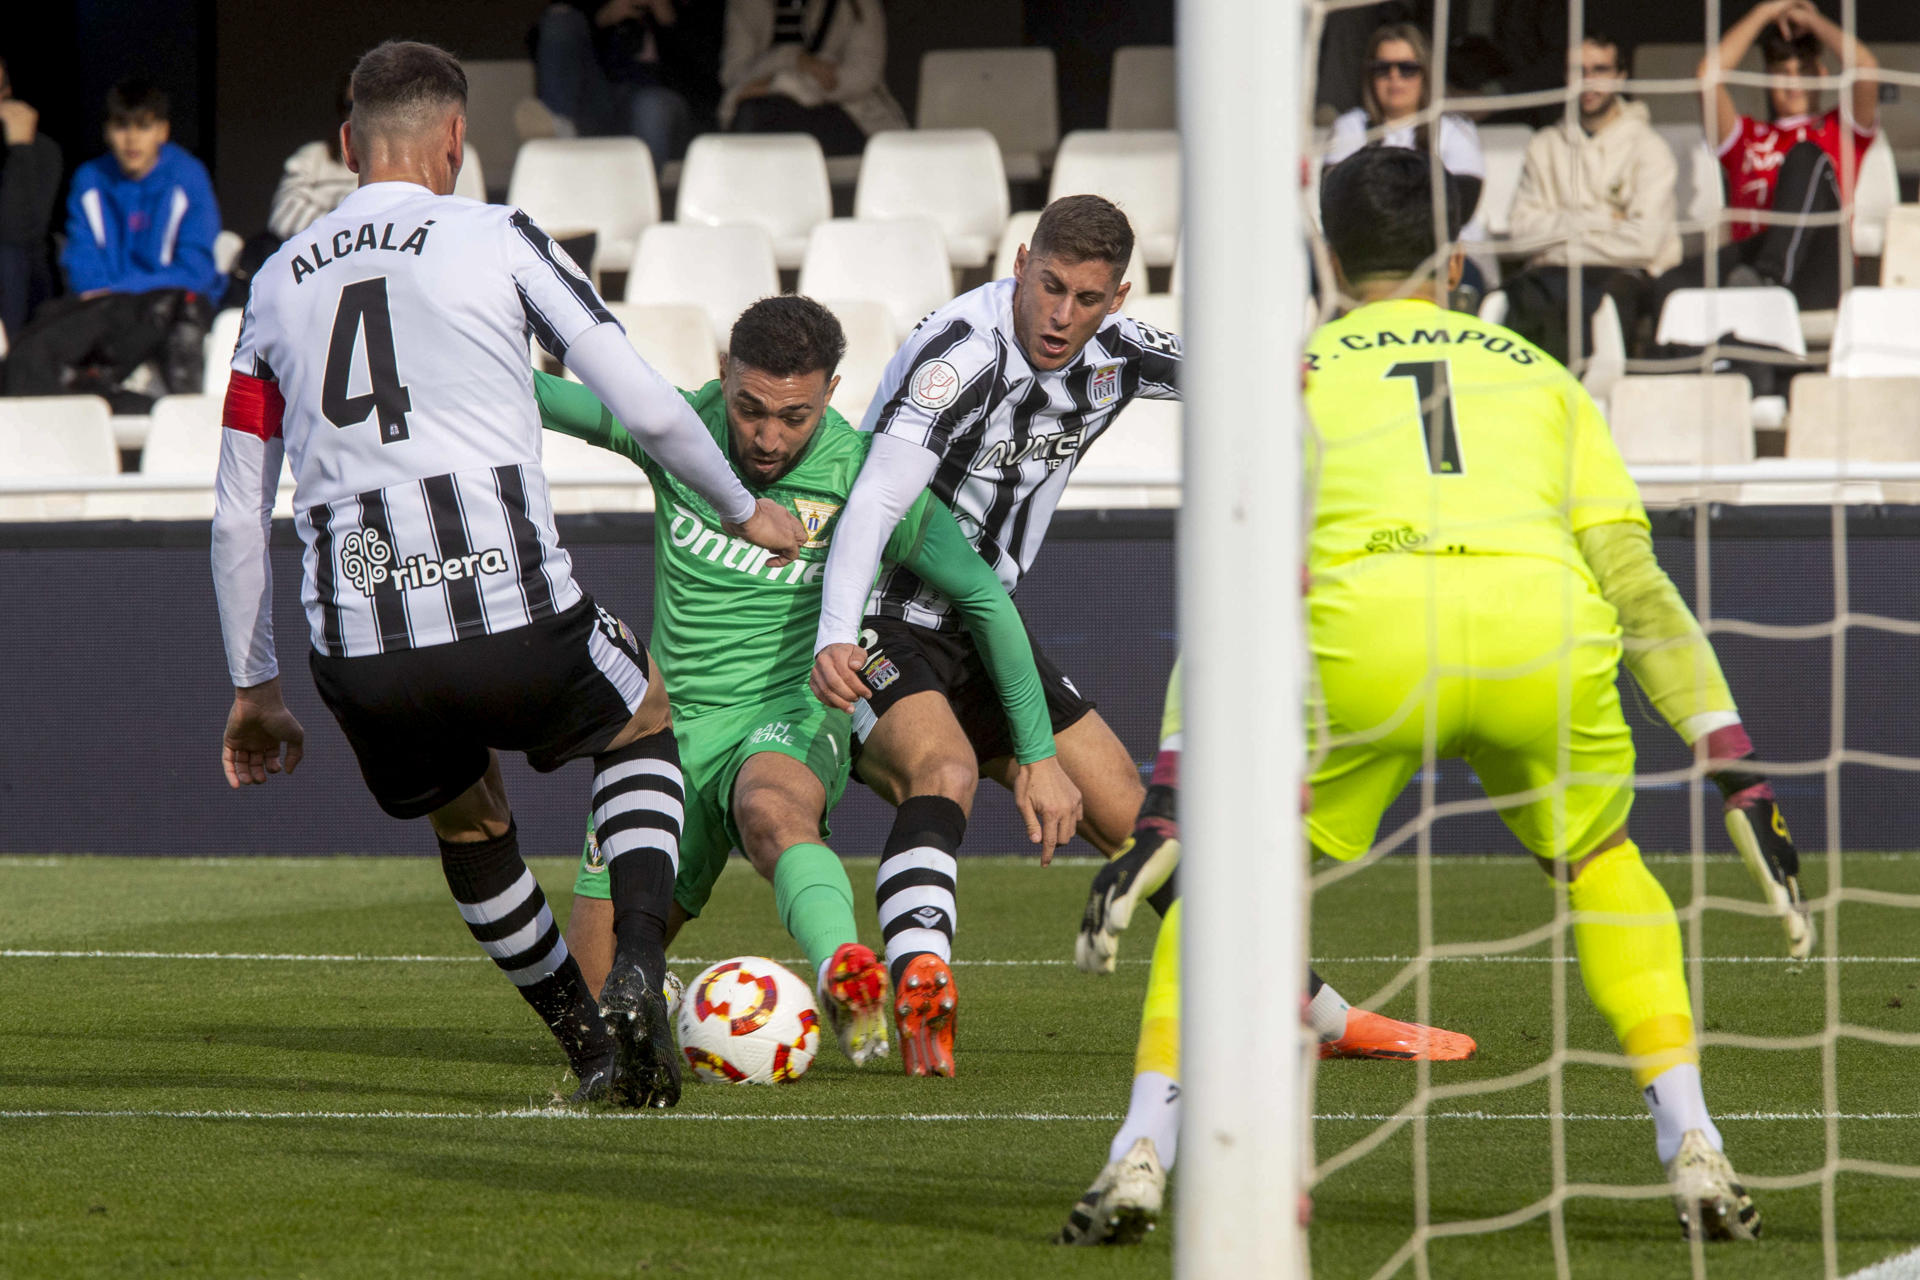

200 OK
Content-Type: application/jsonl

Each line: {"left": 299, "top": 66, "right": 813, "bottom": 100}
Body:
{"left": 814, "top": 431, "right": 939, "bottom": 652}
{"left": 211, "top": 429, "right": 285, "bottom": 687}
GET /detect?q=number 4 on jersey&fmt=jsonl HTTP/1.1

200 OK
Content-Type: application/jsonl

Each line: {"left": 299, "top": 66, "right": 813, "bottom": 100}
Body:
{"left": 1385, "top": 359, "right": 1462, "bottom": 475}
{"left": 324, "top": 277, "right": 413, "bottom": 444}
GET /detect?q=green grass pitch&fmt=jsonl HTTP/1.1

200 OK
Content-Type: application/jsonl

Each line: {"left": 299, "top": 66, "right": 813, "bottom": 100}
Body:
{"left": 2, "top": 851, "right": 1916, "bottom": 1279}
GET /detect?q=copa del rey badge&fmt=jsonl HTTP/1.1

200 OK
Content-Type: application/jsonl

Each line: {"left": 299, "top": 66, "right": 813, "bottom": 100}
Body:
{"left": 793, "top": 498, "right": 840, "bottom": 547}
{"left": 910, "top": 358, "right": 962, "bottom": 410}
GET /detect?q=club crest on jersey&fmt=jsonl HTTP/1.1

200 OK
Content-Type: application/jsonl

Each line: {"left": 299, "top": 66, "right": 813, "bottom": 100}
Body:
{"left": 862, "top": 653, "right": 901, "bottom": 692}
{"left": 1090, "top": 361, "right": 1123, "bottom": 407}
{"left": 584, "top": 822, "right": 607, "bottom": 874}
{"left": 793, "top": 498, "right": 840, "bottom": 548}
{"left": 910, "top": 359, "right": 962, "bottom": 410}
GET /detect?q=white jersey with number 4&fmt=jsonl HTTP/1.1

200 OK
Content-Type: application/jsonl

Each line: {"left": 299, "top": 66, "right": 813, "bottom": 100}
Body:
{"left": 229, "top": 180, "right": 611, "bottom": 660}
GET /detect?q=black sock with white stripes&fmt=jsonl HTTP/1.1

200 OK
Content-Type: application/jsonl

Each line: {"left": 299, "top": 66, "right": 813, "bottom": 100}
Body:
{"left": 876, "top": 795, "right": 967, "bottom": 990}
{"left": 590, "top": 730, "right": 685, "bottom": 984}
{"left": 437, "top": 820, "right": 612, "bottom": 1074}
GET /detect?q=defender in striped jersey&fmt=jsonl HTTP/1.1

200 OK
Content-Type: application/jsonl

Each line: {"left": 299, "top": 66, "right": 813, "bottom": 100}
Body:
{"left": 210, "top": 41, "right": 804, "bottom": 1108}
{"left": 809, "top": 195, "right": 1180, "bottom": 1074}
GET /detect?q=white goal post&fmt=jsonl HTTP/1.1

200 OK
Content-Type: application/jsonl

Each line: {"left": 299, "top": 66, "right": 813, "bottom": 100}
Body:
{"left": 1176, "top": 0, "right": 1312, "bottom": 1275}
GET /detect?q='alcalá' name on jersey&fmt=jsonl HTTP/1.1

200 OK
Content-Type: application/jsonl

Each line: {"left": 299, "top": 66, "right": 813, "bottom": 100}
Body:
{"left": 669, "top": 503, "right": 826, "bottom": 585}
{"left": 339, "top": 527, "right": 509, "bottom": 595}
{"left": 290, "top": 220, "right": 433, "bottom": 284}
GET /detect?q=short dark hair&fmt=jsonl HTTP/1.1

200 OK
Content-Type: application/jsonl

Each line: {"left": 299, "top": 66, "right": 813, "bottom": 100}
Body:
{"left": 349, "top": 40, "right": 466, "bottom": 139}
{"left": 1030, "top": 194, "right": 1135, "bottom": 280}
{"left": 1582, "top": 33, "right": 1628, "bottom": 72}
{"left": 106, "top": 79, "right": 169, "bottom": 126}
{"left": 727, "top": 295, "right": 846, "bottom": 381}
{"left": 1320, "top": 147, "right": 1462, "bottom": 282}
{"left": 1758, "top": 25, "right": 1822, "bottom": 69}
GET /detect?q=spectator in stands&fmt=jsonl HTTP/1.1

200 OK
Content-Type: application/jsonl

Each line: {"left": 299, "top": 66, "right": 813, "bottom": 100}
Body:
{"left": 533, "top": 0, "right": 723, "bottom": 172}
{"left": 4, "top": 79, "right": 222, "bottom": 403}
{"left": 0, "top": 56, "right": 61, "bottom": 347}
{"left": 719, "top": 0, "right": 906, "bottom": 157}
{"left": 1500, "top": 36, "right": 1678, "bottom": 362}
{"left": 268, "top": 74, "right": 356, "bottom": 239}
{"left": 1649, "top": 0, "right": 1878, "bottom": 321}
{"left": 1324, "top": 23, "right": 1486, "bottom": 297}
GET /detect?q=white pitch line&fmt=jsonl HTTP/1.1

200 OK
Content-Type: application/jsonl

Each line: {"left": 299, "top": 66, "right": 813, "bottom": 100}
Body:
{"left": 2, "top": 1108, "right": 1916, "bottom": 1124}
{"left": 1847, "top": 1246, "right": 1920, "bottom": 1280}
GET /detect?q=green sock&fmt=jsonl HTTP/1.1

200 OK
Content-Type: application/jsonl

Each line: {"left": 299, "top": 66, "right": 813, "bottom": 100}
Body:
{"left": 772, "top": 842, "right": 857, "bottom": 979}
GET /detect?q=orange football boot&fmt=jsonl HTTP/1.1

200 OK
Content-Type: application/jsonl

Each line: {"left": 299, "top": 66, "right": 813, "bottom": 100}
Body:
{"left": 1320, "top": 1008, "right": 1477, "bottom": 1060}
{"left": 819, "top": 942, "right": 891, "bottom": 1066}
{"left": 894, "top": 954, "right": 957, "bottom": 1077}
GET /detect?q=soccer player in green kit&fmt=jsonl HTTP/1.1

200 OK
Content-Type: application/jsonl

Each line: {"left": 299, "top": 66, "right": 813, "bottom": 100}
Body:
{"left": 534, "top": 296, "right": 1083, "bottom": 1081}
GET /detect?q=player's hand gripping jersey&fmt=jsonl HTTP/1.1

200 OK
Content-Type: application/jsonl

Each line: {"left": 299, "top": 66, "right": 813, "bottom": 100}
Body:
{"left": 814, "top": 278, "right": 1181, "bottom": 648}
{"left": 212, "top": 182, "right": 753, "bottom": 683}
{"left": 531, "top": 373, "right": 1057, "bottom": 764}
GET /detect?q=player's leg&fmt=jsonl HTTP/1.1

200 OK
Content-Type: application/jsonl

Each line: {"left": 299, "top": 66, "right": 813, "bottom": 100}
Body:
{"left": 731, "top": 742, "right": 889, "bottom": 1066}
{"left": 562, "top": 822, "right": 692, "bottom": 1000}
{"left": 982, "top": 710, "right": 1144, "bottom": 855}
{"left": 1059, "top": 897, "right": 1180, "bottom": 1246}
{"left": 1075, "top": 660, "right": 1183, "bottom": 973}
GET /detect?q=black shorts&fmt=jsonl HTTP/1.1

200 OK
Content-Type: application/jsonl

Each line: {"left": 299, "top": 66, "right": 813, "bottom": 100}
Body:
{"left": 850, "top": 614, "right": 1094, "bottom": 766}
{"left": 310, "top": 595, "right": 649, "bottom": 820}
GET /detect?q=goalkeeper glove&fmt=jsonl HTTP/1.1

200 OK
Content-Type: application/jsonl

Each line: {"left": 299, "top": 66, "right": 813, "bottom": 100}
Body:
{"left": 1707, "top": 726, "right": 1814, "bottom": 960}
{"left": 1075, "top": 784, "right": 1181, "bottom": 974}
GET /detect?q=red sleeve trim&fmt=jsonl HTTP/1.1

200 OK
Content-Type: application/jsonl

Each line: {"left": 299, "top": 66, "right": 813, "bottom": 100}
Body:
{"left": 222, "top": 371, "right": 284, "bottom": 441}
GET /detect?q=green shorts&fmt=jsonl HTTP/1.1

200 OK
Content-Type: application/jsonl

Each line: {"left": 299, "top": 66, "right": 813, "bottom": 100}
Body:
{"left": 1307, "top": 553, "right": 1635, "bottom": 863}
{"left": 572, "top": 694, "right": 852, "bottom": 917}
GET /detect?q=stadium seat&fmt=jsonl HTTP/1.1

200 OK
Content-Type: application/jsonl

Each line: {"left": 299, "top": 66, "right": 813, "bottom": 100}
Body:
{"left": 1829, "top": 287, "right": 1920, "bottom": 376}
{"left": 593, "top": 301, "right": 721, "bottom": 393}
{"left": 202, "top": 307, "right": 245, "bottom": 402}
{"left": 541, "top": 422, "right": 650, "bottom": 480}
{"left": 1474, "top": 124, "right": 1534, "bottom": 238}
{"left": 1787, "top": 373, "right": 1920, "bottom": 461}
{"left": 453, "top": 142, "right": 486, "bottom": 203}
{"left": 1123, "top": 292, "right": 1180, "bottom": 336}
{"left": 1882, "top": 207, "right": 1920, "bottom": 288}
{"left": 674, "top": 134, "right": 832, "bottom": 270}
{"left": 1581, "top": 294, "right": 1629, "bottom": 408}
{"left": 213, "top": 230, "right": 244, "bottom": 276}
{"left": 1606, "top": 374, "right": 1754, "bottom": 466}
{"left": 1851, "top": 134, "right": 1900, "bottom": 258}
{"left": 506, "top": 137, "right": 660, "bottom": 283}
{"left": 990, "top": 210, "right": 1149, "bottom": 300}
{"left": 1047, "top": 130, "right": 1181, "bottom": 266}
{"left": 140, "top": 394, "right": 224, "bottom": 477}
{"left": 0, "top": 395, "right": 120, "bottom": 517}
{"left": 626, "top": 223, "right": 779, "bottom": 349}
{"left": 798, "top": 218, "right": 953, "bottom": 338}
{"left": 1069, "top": 398, "right": 1181, "bottom": 489}
{"left": 814, "top": 297, "right": 897, "bottom": 427}
{"left": 1652, "top": 123, "right": 1722, "bottom": 232}
{"left": 1655, "top": 286, "right": 1806, "bottom": 356}
{"left": 853, "top": 130, "right": 1009, "bottom": 270}
{"left": 464, "top": 59, "right": 536, "bottom": 198}
{"left": 1108, "top": 46, "right": 1176, "bottom": 130}
{"left": 1478, "top": 290, "right": 1509, "bottom": 325}
{"left": 916, "top": 48, "right": 1059, "bottom": 183}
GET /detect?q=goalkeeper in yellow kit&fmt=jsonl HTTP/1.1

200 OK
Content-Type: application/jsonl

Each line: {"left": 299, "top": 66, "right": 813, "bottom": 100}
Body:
{"left": 1060, "top": 146, "right": 1810, "bottom": 1245}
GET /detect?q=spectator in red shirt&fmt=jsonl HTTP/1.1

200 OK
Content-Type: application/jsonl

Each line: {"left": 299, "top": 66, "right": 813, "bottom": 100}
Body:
{"left": 1649, "top": 0, "right": 1878, "bottom": 322}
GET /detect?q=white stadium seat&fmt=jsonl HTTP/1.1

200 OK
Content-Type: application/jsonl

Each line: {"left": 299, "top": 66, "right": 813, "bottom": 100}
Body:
{"left": 593, "top": 302, "right": 721, "bottom": 393}
{"left": 1070, "top": 398, "right": 1181, "bottom": 487}
{"left": 139, "top": 395, "right": 225, "bottom": 477}
{"left": 990, "top": 210, "right": 1149, "bottom": 301}
{"left": 854, "top": 129, "right": 1009, "bottom": 270}
{"left": 1656, "top": 286, "right": 1806, "bottom": 356}
{"left": 1829, "top": 287, "right": 1920, "bottom": 377}
{"left": 798, "top": 218, "right": 953, "bottom": 338}
{"left": 464, "top": 59, "right": 536, "bottom": 198}
{"left": 1883, "top": 207, "right": 1920, "bottom": 289}
{"left": 453, "top": 142, "right": 486, "bottom": 203}
{"left": 506, "top": 137, "right": 660, "bottom": 282}
{"left": 1474, "top": 124, "right": 1534, "bottom": 239}
{"left": 674, "top": 134, "right": 832, "bottom": 270}
{"left": 202, "top": 307, "right": 245, "bottom": 402}
{"left": 1122, "top": 292, "right": 1180, "bottom": 336}
{"left": 1581, "top": 294, "right": 1629, "bottom": 408}
{"left": 813, "top": 297, "right": 897, "bottom": 428}
{"left": 1851, "top": 134, "right": 1899, "bottom": 258}
{"left": 1048, "top": 130, "right": 1181, "bottom": 266}
{"left": 1108, "top": 46, "right": 1176, "bottom": 130}
{"left": 213, "top": 230, "right": 244, "bottom": 276}
{"left": 1606, "top": 374, "right": 1754, "bottom": 466}
{"left": 626, "top": 223, "right": 780, "bottom": 349}
{"left": 0, "top": 395, "right": 119, "bottom": 519}
{"left": 1787, "top": 374, "right": 1920, "bottom": 460}
{"left": 1653, "top": 123, "right": 1722, "bottom": 232}
{"left": 916, "top": 48, "right": 1059, "bottom": 183}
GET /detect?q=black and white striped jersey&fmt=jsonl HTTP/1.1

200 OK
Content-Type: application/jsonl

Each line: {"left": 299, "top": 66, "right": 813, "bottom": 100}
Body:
{"left": 232, "top": 181, "right": 612, "bottom": 658}
{"left": 858, "top": 278, "right": 1181, "bottom": 630}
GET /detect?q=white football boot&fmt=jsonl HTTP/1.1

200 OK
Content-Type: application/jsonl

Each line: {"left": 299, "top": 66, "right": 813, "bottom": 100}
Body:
{"left": 1667, "top": 1129, "right": 1761, "bottom": 1241}
{"left": 1055, "top": 1137, "right": 1166, "bottom": 1245}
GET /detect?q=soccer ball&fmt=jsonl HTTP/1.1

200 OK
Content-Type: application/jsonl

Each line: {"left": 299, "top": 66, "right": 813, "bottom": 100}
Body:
{"left": 676, "top": 956, "right": 820, "bottom": 1084}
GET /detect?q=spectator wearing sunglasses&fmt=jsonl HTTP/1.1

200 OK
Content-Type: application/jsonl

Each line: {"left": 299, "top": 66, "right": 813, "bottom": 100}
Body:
{"left": 1325, "top": 24, "right": 1487, "bottom": 252}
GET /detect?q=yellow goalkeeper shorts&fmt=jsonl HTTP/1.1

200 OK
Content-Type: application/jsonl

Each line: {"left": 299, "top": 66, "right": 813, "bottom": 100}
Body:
{"left": 1307, "top": 553, "right": 1635, "bottom": 863}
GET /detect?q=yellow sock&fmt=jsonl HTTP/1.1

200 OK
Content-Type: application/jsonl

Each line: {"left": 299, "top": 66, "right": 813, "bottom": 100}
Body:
{"left": 1134, "top": 897, "right": 1181, "bottom": 1079}
{"left": 1567, "top": 841, "right": 1697, "bottom": 1089}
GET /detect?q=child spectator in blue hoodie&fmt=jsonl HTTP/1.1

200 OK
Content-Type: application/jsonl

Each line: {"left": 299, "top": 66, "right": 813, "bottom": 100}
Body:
{"left": 6, "top": 79, "right": 223, "bottom": 401}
